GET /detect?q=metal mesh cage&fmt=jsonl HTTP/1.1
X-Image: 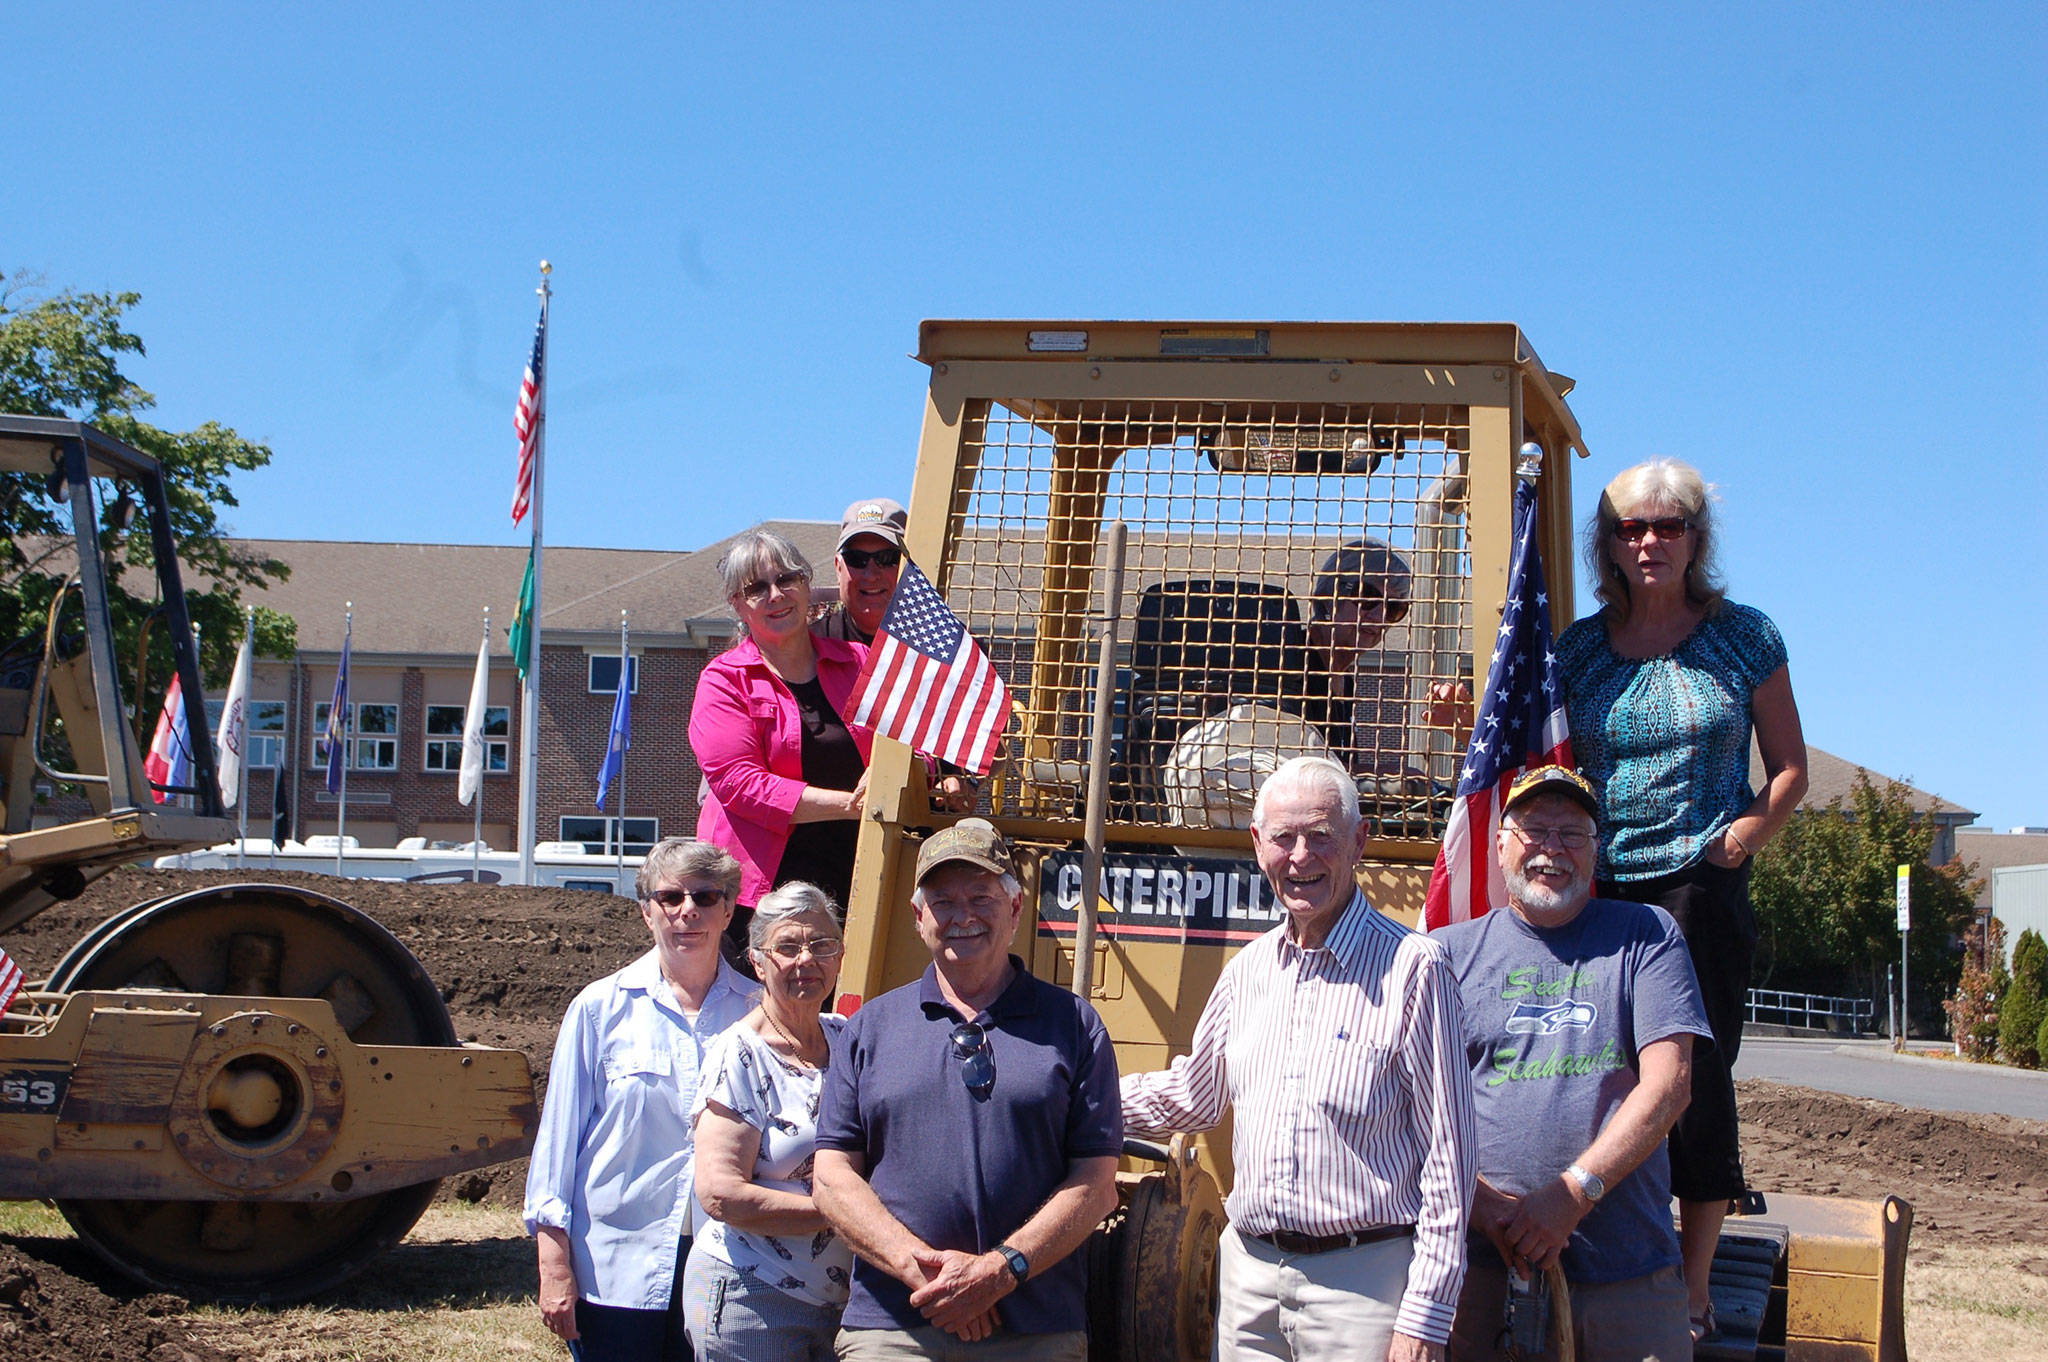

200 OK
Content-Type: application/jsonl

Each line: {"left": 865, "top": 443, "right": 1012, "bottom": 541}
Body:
{"left": 940, "top": 398, "right": 1474, "bottom": 840}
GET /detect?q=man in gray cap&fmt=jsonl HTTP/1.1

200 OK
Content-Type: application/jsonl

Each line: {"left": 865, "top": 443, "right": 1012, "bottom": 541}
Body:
{"left": 1302, "top": 537, "right": 1413, "bottom": 773}
{"left": 814, "top": 496, "right": 910, "bottom": 646}
{"left": 1433, "top": 765, "right": 1710, "bottom": 1360}
{"left": 814, "top": 819, "right": 1122, "bottom": 1359}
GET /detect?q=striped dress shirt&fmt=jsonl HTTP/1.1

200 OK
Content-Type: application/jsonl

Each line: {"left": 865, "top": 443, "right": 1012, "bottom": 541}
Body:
{"left": 1122, "top": 890, "right": 1478, "bottom": 1344}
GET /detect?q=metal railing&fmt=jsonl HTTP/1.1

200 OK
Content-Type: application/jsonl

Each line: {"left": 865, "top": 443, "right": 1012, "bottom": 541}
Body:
{"left": 1746, "top": 988, "right": 1875, "bottom": 1034}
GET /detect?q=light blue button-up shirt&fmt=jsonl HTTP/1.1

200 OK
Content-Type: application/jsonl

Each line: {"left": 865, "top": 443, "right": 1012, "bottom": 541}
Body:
{"left": 524, "top": 949, "right": 759, "bottom": 1308}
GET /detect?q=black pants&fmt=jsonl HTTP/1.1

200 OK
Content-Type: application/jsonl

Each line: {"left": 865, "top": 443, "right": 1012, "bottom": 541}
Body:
{"left": 1600, "top": 859, "right": 1754, "bottom": 1203}
{"left": 569, "top": 1235, "right": 693, "bottom": 1362}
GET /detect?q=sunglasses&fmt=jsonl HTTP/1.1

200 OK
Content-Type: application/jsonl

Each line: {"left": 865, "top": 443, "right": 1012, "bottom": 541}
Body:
{"left": 761, "top": 937, "right": 845, "bottom": 962}
{"left": 949, "top": 1021, "right": 996, "bottom": 1100}
{"left": 1611, "top": 517, "right": 1691, "bottom": 544}
{"left": 840, "top": 545, "right": 902, "bottom": 571}
{"left": 737, "top": 569, "right": 809, "bottom": 605}
{"left": 648, "top": 886, "right": 726, "bottom": 909}
{"left": 1504, "top": 824, "right": 1594, "bottom": 851}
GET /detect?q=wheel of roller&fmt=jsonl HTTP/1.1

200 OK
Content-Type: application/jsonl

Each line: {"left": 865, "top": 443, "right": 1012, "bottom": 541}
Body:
{"left": 45, "top": 881, "right": 454, "bottom": 1302}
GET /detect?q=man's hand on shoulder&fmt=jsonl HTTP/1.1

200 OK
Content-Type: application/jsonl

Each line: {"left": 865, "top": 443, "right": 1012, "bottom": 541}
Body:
{"left": 1386, "top": 1330, "right": 1445, "bottom": 1362}
{"left": 908, "top": 1247, "right": 1014, "bottom": 1339}
{"left": 1503, "top": 1172, "right": 1594, "bottom": 1271}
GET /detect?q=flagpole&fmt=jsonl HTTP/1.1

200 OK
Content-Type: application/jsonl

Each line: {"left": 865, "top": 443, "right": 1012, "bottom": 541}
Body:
{"left": 235, "top": 608, "right": 253, "bottom": 868}
{"left": 475, "top": 606, "right": 489, "bottom": 885}
{"left": 616, "top": 610, "right": 628, "bottom": 892}
{"left": 335, "top": 604, "right": 352, "bottom": 877}
{"left": 517, "top": 262, "right": 551, "bottom": 888}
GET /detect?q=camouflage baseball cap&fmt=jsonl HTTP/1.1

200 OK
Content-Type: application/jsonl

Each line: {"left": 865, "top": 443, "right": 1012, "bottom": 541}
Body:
{"left": 1502, "top": 765, "right": 1601, "bottom": 824}
{"left": 915, "top": 817, "right": 1017, "bottom": 884}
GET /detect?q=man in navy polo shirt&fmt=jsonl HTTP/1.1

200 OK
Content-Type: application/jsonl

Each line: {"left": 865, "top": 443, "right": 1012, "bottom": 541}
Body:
{"left": 814, "top": 819, "right": 1123, "bottom": 1360}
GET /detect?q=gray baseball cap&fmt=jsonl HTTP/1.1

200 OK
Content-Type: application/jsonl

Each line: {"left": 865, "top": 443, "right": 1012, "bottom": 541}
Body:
{"left": 837, "top": 497, "right": 908, "bottom": 552}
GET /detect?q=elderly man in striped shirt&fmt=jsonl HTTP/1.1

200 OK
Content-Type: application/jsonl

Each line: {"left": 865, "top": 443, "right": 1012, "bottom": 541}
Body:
{"left": 1123, "top": 756, "right": 1478, "bottom": 1362}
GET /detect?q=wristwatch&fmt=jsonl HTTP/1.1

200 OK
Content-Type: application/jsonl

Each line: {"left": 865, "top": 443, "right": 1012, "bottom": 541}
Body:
{"left": 1565, "top": 1163, "right": 1606, "bottom": 1203}
{"left": 995, "top": 1243, "right": 1030, "bottom": 1285}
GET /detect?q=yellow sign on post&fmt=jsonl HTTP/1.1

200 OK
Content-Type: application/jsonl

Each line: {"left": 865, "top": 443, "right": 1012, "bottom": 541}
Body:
{"left": 1895, "top": 864, "right": 1911, "bottom": 931}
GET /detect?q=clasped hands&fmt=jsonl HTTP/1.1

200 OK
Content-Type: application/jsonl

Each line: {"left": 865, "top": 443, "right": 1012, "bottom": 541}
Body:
{"left": 1473, "top": 1174, "right": 1593, "bottom": 1275}
{"left": 904, "top": 1245, "right": 1014, "bottom": 1341}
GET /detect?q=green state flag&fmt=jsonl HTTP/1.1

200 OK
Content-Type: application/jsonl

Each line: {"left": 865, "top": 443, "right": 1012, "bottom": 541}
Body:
{"left": 509, "top": 548, "right": 536, "bottom": 680}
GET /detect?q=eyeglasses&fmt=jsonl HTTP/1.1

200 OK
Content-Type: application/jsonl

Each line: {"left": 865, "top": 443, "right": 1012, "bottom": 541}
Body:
{"left": 1504, "top": 824, "right": 1594, "bottom": 851}
{"left": 1353, "top": 588, "right": 1411, "bottom": 624}
{"left": 648, "top": 886, "right": 726, "bottom": 909}
{"left": 840, "top": 545, "right": 901, "bottom": 571}
{"left": 737, "top": 569, "right": 809, "bottom": 605}
{"left": 762, "top": 937, "right": 845, "bottom": 962}
{"left": 949, "top": 1021, "right": 996, "bottom": 1099}
{"left": 1611, "top": 517, "right": 1691, "bottom": 544}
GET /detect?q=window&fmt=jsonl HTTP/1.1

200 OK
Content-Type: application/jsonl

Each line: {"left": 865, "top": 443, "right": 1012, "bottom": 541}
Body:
{"left": 559, "top": 816, "right": 658, "bottom": 855}
{"left": 423, "top": 704, "right": 510, "bottom": 773}
{"left": 200, "top": 698, "right": 286, "bottom": 768}
{"left": 588, "top": 654, "right": 640, "bottom": 694}
{"left": 312, "top": 702, "right": 401, "bottom": 771}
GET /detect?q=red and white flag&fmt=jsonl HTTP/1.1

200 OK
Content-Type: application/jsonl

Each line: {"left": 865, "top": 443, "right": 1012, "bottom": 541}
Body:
{"left": 0, "top": 945, "right": 23, "bottom": 1014}
{"left": 1424, "top": 477, "right": 1573, "bottom": 931}
{"left": 511, "top": 306, "right": 546, "bottom": 525}
{"left": 845, "top": 560, "right": 1011, "bottom": 776}
{"left": 142, "top": 671, "right": 195, "bottom": 804}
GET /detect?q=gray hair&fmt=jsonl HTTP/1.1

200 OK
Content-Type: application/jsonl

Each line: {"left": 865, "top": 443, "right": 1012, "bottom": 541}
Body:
{"left": 909, "top": 872, "right": 1023, "bottom": 912}
{"left": 1251, "top": 755, "right": 1361, "bottom": 834}
{"left": 637, "top": 837, "right": 742, "bottom": 903}
{"left": 1584, "top": 458, "right": 1727, "bottom": 616}
{"left": 748, "top": 880, "right": 845, "bottom": 951}
{"left": 718, "top": 530, "right": 813, "bottom": 634}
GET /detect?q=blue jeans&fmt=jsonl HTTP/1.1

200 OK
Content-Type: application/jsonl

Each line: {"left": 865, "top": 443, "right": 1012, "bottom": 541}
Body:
{"left": 685, "top": 1251, "right": 841, "bottom": 1362}
{"left": 568, "top": 1235, "right": 693, "bottom": 1362}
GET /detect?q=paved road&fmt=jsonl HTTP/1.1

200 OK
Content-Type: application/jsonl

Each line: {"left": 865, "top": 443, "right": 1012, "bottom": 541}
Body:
{"left": 1734, "top": 1037, "right": 2048, "bottom": 1121}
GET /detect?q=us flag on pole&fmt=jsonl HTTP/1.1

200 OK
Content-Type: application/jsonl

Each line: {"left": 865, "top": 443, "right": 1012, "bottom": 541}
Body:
{"left": 0, "top": 944, "right": 23, "bottom": 1015}
{"left": 1424, "top": 476, "right": 1573, "bottom": 931}
{"left": 511, "top": 307, "right": 545, "bottom": 525}
{"left": 845, "top": 560, "right": 1011, "bottom": 776}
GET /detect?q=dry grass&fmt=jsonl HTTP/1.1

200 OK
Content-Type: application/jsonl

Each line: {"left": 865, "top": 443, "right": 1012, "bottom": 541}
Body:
{"left": 1907, "top": 1243, "right": 2048, "bottom": 1359}
{"left": 0, "top": 1199, "right": 68, "bottom": 1237}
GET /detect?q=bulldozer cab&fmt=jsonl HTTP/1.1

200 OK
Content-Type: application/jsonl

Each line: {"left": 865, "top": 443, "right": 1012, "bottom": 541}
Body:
{"left": 838, "top": 321, "right": 1585, "bottom": 1064}
{"left": 0, "top": 416, "right": 234, "bottom": 935}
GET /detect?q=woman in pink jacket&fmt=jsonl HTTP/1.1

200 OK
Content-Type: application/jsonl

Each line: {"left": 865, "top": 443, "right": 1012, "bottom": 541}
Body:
{"left": 691, "top": 531, "right": 872, "bottom": 957}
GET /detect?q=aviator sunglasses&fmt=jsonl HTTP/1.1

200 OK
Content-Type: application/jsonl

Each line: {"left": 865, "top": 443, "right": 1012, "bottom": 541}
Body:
{"left": 737, "top": 569, "right": 809, "bottom": 605}
{"left": 840, "top": 544, "right": 902, "bottom": 571}
{"left": 1610, "top": 517, "right": 1691, "bottom": 544}
{"left": 949, "top": 1021, "right": 996, "bottom": 1100}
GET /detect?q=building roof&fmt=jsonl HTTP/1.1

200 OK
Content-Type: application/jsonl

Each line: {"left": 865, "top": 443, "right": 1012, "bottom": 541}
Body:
{"left": 1954, "top": 829, "right": 2048, "bottom": 911}
{"left": 1748, "top": 743, "right": 1976, "bottom": 823}
{"left": 225, "top": 522, "right": 841, "bottom": 657}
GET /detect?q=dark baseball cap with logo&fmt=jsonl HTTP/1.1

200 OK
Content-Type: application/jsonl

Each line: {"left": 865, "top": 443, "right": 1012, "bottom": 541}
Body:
{"left": 915, "top": 817, "right": 1017, "bottom": 885}
{"left": 1502, "top": 765, "right": 1601, "bottom": 825}
{"left": 837, "top": 497, "right": 909, "bottom": 552}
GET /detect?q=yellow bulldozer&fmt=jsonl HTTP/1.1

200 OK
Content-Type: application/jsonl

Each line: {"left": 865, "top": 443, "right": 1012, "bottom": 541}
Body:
{"left": 838, "top": 322, "right": 1911, "bottom": 1361}
{"left": 0, "top": 415, "right": 536, "bottom": 1301}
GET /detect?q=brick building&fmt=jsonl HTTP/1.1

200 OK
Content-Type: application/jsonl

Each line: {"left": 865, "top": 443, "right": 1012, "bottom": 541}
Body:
{"left": 220, "top": 522, "right": 840, "bottom": 852}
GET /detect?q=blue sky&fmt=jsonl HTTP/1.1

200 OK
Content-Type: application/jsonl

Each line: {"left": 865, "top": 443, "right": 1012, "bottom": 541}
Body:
{"left": 7, "top": 4, "right": 2043, "bottom": 831}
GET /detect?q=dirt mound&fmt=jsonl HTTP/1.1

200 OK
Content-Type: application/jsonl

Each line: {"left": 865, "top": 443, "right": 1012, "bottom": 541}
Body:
{"left": 0, "top": 1239, "right": 231, "bottom": 1362}
{"left": 1738, "top": 1079, "right": 2048, "bottom": 1244}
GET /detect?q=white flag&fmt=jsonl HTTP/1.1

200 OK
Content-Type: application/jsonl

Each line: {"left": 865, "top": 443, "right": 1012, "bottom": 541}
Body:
{"left": 215, "top": 619, "right": 254, "bottom": 809}
{"left": 458, "top": 635, "right": 490, "bottom": 807}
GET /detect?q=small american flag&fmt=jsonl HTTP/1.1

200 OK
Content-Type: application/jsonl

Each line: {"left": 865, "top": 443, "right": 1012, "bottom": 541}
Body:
{"left": 0, "top": 944, "right": 23, "bottom": 1015}
{"left": 846, "top": 560, "right": 1011, "bottom": 776}
{"left": 511, "top": 307, "right": 545, "bottom": 525}
{"left": 1424, "top": 476, "right": 1573, "bottom": 931}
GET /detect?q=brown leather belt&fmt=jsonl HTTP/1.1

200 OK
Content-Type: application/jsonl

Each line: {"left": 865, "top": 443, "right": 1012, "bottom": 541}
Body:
{"left": 1249, "top": 1224, "right": 1416, "bottom": 1255}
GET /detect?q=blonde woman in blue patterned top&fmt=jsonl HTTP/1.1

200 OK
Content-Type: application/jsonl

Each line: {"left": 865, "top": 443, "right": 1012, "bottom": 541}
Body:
{"left": 687, "top": 881, "right": 852, "bottom": 1361}
{"left": 1555, "top": 457, "right": 1808, "bottom": 1342}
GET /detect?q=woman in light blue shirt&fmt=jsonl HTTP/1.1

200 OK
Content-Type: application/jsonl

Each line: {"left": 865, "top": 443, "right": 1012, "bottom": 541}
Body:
{"left": 526, "top": 838, "right": 761, "bottom": 1361}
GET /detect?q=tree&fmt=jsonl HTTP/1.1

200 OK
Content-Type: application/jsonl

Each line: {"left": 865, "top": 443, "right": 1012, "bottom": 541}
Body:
{"left": 2001, "top": 929, "right": 2048, "bottom": 1068}
{"left": 1944, "top": 913, "right": 2006, "bottom": 1061}
{"left": 1749, "top": 771, "right": 1980, "bottom": 1034}
{"left": 1, "top": 274, "right": 294, "bottom": 745}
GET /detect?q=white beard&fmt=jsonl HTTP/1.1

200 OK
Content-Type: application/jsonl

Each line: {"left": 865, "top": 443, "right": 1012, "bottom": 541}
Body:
{"left": 1504, "top": 857, "right": 1592, "bottom": 919}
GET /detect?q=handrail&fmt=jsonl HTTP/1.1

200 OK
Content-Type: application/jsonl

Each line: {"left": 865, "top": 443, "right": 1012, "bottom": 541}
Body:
{"left": 1746, "top": 987, "right": 1875, "bottom": 1033}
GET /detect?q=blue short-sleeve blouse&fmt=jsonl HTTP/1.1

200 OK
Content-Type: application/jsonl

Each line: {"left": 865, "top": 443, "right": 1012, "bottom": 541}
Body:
{"left": 1556, "top": 601, "right": 1788, "bottom": 882}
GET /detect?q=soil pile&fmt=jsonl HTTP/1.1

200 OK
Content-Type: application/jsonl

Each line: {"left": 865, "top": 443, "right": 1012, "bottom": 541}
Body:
{"left": 0, "top": 1239, "right": 231, "bottom": 1362}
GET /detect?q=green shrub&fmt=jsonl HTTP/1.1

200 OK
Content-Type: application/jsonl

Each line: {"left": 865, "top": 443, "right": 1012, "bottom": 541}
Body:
{"left": 2000, "top": 972, "right": 2047, "bottom": 1068}
{"left": 2038, "top": 1011, "right": 2048, "bottom": 1072}
{"left": 2016, "top": 929, "right": 2048, "bottom": 991}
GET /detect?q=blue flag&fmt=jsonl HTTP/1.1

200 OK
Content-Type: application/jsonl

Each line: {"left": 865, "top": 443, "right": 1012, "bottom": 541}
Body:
{"left": 323, "top": 618, "right": 352, "bottom": 793}
{"left": 595, "top": 657, "right": 631, "bottom": 810}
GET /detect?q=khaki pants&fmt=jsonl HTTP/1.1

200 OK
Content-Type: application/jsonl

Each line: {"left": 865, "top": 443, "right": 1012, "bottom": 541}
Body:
{"left": 1447, "top": 1258, "right": 1692, "bottom": 1362}
{"left": 1215, "top": 1224, "right": 1416, "bottom": 1361}
{"left": 834, "top": 1326, "right": 1085, "bottom": 1362}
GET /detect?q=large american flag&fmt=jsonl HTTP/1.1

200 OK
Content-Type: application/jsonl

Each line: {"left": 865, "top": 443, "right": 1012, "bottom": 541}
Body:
{"left": 0, "top": 944, "right": 23, "bottom": 1015}
{"left": 1424, "top": 477, "right": 1573, "bottom": 930}
{"left": 511, "top": 307, "right": 545, "bottom": 525}
{"left": 845, "top": 560, "right": 1011, "bottom": 776}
